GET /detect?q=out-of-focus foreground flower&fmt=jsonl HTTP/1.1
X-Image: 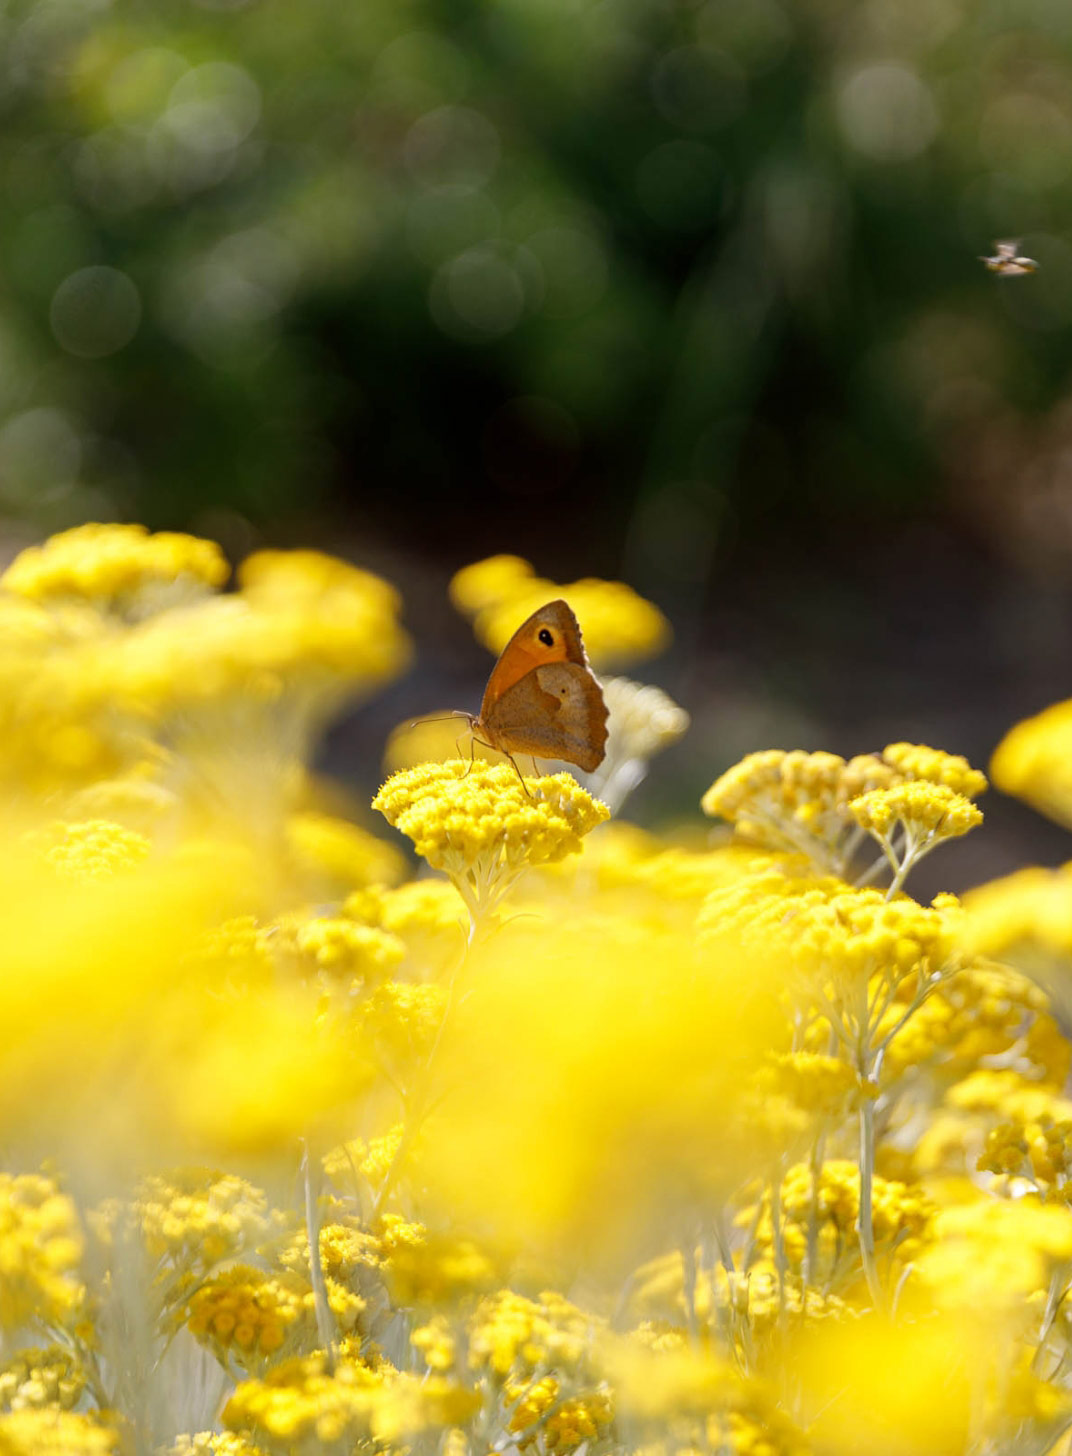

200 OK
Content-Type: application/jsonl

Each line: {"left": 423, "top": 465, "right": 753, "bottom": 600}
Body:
{"left": 5, "top": 527, "right": 1072, "bottom": 1456}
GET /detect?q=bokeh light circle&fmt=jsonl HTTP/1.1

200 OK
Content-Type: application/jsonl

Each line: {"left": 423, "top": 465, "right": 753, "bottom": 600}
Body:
{"left": 50, "top": 266, "right": 142, "bottom": 358}
{"left": 837, "top": 64, "right": 938, "bottom": 162}
{"left": 429, "top": 243, "right": 525, "bottom": 340}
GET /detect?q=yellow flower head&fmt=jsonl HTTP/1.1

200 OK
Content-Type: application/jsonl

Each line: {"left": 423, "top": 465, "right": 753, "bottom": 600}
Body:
{"left": 450, "top": 556, "right": 670, "bottom": 669}
{"left": 600, "top": 676, "right": 690, "bottom": 764}
{"left": 964, "top": 862, "right": 1072, "bottom": 960}
{"left": 468, "top": 1289, "right": 598, "bottom": 1377}
{"left": 700, "top": 871, "right": 956, "bottom": 994}
{"left": 385, "top": 1230, "right": 500, "bottom": 1307}
{"left": 366, "top": 1372, "right": 480, "bottom": 1443}
{"left": 913, "top": 1196, "right": 1072, "bottom": 1307}
{"left": 0, "top": 1174, "right": 84, "bottom": 1331}
{"left": 411, "top": 1313, "right": 456, "bottom": 1372}
{"left": 448, "top": 555, "right": 534, "bottom": 613}
{"left": 222, "top": 1352, "right": 386, "bottom": 1453}
{"left": 743, "top": 1160, "right": 933, "bottom": 1286}
{"left": 506, "top": 1376, "right": 613, "bottom": 1452}
{"left": 285, "top": 916, "right": 405, "bottom": 987}
{"left": 35, "top": 819, "right": 151, "bottom": 883}
{"left": 703, "top": 744, "right": 987, "bottom": 885}
{"left": 881, "top": 742, "right": 988, "bottom": 799}
{"left": 0, "top": 1346, "right": 85, "bottom": 1413}
{"left": 372, "top": 762, "right": 608, "bottom": 918}
{"left": 0, "top": 1409, "right": 125, "bottom": 1456}
{"left": 284, "top": 811, "right": 407, "bottom": 896}
{"left": 102, "top": 1169, "right": 271, "bottom": 1278}
{"left": 359, "top": 981, "right": 448, "bottom": 1065}
{"left": 187, "top": 1266, "right": 311, "bottom": 1371}
{"left": 165, "top": 1434, "right": 265, "bottom": 1456}
{"left": 849, "top": 781, "right": 983, "bottom": 840}
{"left": 114, "top": 549, "right": 411, "bottom": 746}
{"left": 274, "top": 1217, "right": 380, "bottom": 1290}
{"left": 1, "top": 523, "right": 227, "bottom": 618}
{"left": 346, "top": 879, "right": 467, "bottom": 977}
{"left": 701, "top": 750, "right": 893, "bottom": 874}
{"left": 991, "top": 699, "right": 1072, "bottom": 827}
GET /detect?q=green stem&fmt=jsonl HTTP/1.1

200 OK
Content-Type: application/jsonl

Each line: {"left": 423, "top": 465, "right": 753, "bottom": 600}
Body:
{"left": 856, "top": 1094, "right": 885, "bottom": 1309}
{"left": 769, "top": 1167, "right": 788, "bottom": 1333}
{"left": 804, "top": 1130, "right": 825, "bottom": 1292}
{"left": 302, "top": 1138, "right": 337, "bottom": 1367}
{"left": 369, "top": 911, "right": 490, "bottom": 1219}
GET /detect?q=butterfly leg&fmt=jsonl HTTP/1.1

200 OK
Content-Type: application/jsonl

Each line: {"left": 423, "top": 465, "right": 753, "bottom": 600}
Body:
{"left": 461, "top": 723, "right": 481, "bottom": 778}
{"left": 531, "top": 757, "right": 540, "bottom": 778}
{"left": 504, "top": 751, "right": 533, "bottom": 797}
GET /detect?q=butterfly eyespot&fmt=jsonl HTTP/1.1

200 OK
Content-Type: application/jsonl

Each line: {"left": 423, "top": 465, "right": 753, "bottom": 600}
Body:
{"left": 538, "top": 628, "right": 554, "bottom": 646}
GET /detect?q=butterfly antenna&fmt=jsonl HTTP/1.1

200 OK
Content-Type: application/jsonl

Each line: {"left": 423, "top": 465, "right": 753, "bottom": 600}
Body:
{"left": 407, "top": 710, "right": 475, "bottom": 730}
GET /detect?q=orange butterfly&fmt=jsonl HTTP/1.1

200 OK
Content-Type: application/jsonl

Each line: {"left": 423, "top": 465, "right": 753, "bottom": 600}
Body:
{"left": 448, "top": 600, "right": 608, "bottom": 785}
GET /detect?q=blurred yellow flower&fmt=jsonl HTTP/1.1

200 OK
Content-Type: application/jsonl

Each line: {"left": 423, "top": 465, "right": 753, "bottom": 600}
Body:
{"left": 450, "top": 556, "right": 670, "bottom": 669}
{"left": 1, "top": 523, "right": 227, "bottom": 618}
{"left": 992, "top": 699, "right": 1072, "bottom": 828}
{"left": 0, "top": 1174, "right": 84, "bottom": 1331}
{"left": 0, "top": 1409, "right": 125, "bottom": 1456}
{"left": 284, "top": 811, "right": 407, "bottom": 897}
{"left": 165, "top": 1434, "right": 265, "bottom": 1456}
{"left": 0, "top": 1346, "right": 85, "bottom": 1413}
{"left": 34, "top": 818, "right": 151, "bottom": 882}
{"left": 222, "top": 1351, "right": 384, "bottom": 1453}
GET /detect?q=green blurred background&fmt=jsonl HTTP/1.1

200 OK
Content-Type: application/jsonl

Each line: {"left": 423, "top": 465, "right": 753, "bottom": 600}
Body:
{"left": 4, "top": 0, "right": 1072, "bottom": 882}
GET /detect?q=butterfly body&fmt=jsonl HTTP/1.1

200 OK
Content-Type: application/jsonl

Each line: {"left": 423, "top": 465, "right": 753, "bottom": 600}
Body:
{"left": 980, "top": 239, "right": 1038, "bottom": 276}
{"left": 472, "top": 600, "right": 608, "bottom": 774}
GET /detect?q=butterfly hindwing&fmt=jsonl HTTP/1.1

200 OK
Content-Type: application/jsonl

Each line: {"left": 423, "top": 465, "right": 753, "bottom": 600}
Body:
{"left": 482, "top": 661, "right": 608, "bottom": 772}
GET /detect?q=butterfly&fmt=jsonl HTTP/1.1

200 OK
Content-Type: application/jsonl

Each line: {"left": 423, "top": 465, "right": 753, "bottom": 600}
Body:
{"left": 980, "top": 239, "right": 1038, "bottom": 276}
{"left": 462, "top": 599, "right": 609, "bottom": 783}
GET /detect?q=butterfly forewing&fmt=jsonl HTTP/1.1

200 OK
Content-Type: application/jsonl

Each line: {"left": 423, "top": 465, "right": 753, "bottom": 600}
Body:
{"left": 479, "top": 600, "right": 588, "bottom": 717}
{"left": 473, "top": 598, "right": 608, "bottom": 772}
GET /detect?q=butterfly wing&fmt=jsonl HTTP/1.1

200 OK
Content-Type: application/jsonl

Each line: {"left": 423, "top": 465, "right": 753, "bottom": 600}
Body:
{"left": 479, "top": 600, "right": 588, "bottom": 719}
{"left": 482, "top": 662, "right": 608, "bottom": 772}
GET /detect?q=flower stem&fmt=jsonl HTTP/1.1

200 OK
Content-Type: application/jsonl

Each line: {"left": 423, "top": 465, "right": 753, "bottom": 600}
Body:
{"left": 302, "top": 1138, "right": 337, "bottom": 1367}
{"left": 856, "top": 1094, "right": 885, "bottom": 1309}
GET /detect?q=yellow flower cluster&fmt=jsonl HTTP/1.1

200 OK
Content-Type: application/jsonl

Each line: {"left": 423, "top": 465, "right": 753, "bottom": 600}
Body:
{"left": 992, "top": 698, "right": 1072, "bottom": 827}
{"left": 700, "top": 869, "right": 955, "bottom": 1007}
{"left": 283, "top": 812, "right": 407, "bottom": 898}
{"left": 0, "top": 1348, "right": 85, "bottom": 1412}
{"left": 849, "top": 780, "right": 982, "bottom": 840}
{"left": 385, "top": 1230, "right": 499, "bottom": 1307}
{"left": 0, "top": 1175, "right": 84, "bottom": 1331}
{"left": 450, "top": 555, "right": 670, "bottom": 668}
{"left": 221, "top": 1351, "right": 383, "bottom": 1452}
{"left": 287, "top": 917, "right": 404, "bottom": 988}
{"left": 10, "top": 521, "right": 1072, "bottom": 1456}
{"left": 166, "top": 1435, "right": 265, "bottom": 1456}
{"left": 187, "top": 1267, "right": 302, "bottom": 1368}
{"left": 703, "top": 743, "right": 987, "bottom": 885}
{"left": 1, "top": 522, "right": 228, "bottom": 615}
{"left": 187, "top": 1264, "right": 364, "bottom": 1374}
{"left": 745, "top": 1160, "right": 934, "bottom": 1284}
{"left": 0, "top": 1409, "right": 125, "bottom": 1456}
{"left": 506, "top": 1376, "right": 614, "bottom": 1451}
{"left": 373, "top": 761, "right": 608, "bottom": 918}
{"left": 119, "top": 1170, "right": 271, "bottom": 1271}
{"left": 599, "top": 677, "right": 690, "bottom": 765}
{"left": 468, "top": 1290, "right": 597, "bottom": 1377}
{"left": 36, "top": 818, "right": 151, "bottom": 882}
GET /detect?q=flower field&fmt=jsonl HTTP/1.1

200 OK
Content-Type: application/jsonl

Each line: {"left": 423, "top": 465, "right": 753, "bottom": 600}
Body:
{"left": 4, "top": 524, "right": 1072, "bottom": 1455}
